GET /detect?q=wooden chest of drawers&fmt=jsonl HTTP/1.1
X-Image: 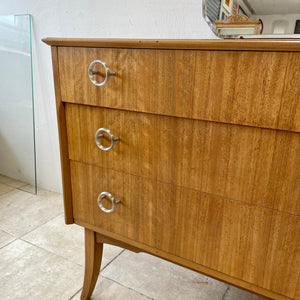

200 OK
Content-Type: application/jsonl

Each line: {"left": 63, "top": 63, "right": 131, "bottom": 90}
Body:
{"left": 44, "top": 38, "right": 300, "bottom": 300}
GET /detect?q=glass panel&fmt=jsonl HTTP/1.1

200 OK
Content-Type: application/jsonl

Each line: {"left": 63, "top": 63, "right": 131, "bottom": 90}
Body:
{"left": 0, "top": 14, "right": 37, "bottom": 194}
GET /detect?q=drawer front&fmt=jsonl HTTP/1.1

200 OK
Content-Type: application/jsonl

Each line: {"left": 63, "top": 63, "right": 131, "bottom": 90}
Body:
{"left": 70, "top": 161, "right": 300, "bottom": 299}
{"left": 58, "top": 47, "right": 300, "bottom": 132}
{"left": 66, "top": 104, "right": 300, "bottom": 215}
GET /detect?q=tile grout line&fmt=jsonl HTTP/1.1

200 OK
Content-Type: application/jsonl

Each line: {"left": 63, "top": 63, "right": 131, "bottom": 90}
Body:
{"left": 15, "top": 183, "right": 30, "bottom": 189}
{"left": 9, "top": 223, "right": 152, "bottom": 300}
{"left": 0, "top": 201, "right": 64, "bottom": 249}
{"left": 0, "top": 188, "right": 20, "bottom": 197}
{"left": 0, "top": 237, "right": 18, "bottom": 250}
{"left": 67, "top": 275, "right": 154, "bottom": 300}
{"left": 0, "top": 226, "right": 15, "bottom": 236}
{"left": 99, "top": 248, "right": 126, "bottom": 273}
{"left": 99, "top": 249, "right": 154, "bottom": 300}
{"left": 16, "top": 185, "right": 35, "bottom": 193}
{"left": 18, "top": 209, "right": 127, "bottom": 269}
{"left": 68, "top": 249, "right": 142, "bottom": 300}
{"left": 0, "top": 184, "right": 64, "bottom": 252}
{"left": 2, "top": 182, "right": 150, "bottom": 299}
{"left": 222, "top": 286, "right": 230, "bottom": 300}
{"left": 0, "top": 179, "right": 28, "bottom": 189}
{"left": 0, "top": 226, "right": 17, "bottom": 249}
{"left": 20, "top": 237, "right": 84, "bottom": 268}
{"left": 18, "top": 212, "right": 87, "bottom": 268}
{"left": 101, "top": 274, "right": 154, "bottom": 299}
{"left": 18, "top": 212, "right": 65, "bottom": 240}
{"left": 18, "top": 219, "right": 127, "bottom": 270}
{"left": 68, "top": 287, "right": 83, "bottom": 300}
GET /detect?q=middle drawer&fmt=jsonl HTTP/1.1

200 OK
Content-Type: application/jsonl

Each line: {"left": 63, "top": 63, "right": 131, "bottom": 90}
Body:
{"left": 65, "top": 103, "right": 300, "bottom": 215}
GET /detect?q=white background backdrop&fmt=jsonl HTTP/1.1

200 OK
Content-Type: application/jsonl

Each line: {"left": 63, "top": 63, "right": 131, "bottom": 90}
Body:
{"left": 0, "top": 0, "right": 215, "bottom": 192}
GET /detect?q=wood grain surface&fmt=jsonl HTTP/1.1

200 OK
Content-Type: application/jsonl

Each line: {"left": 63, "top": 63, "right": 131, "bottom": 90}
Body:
{"left": 58, "top": 47, "right": 300, "bottom": 132}
{"left": 50, "top": 46, "right": 73, "bottom": 224}
{"left": 70, "top": 161, "right": 300, "bottom": 299}
{"left": 77, "top": 220, "right": 295, "bottom": 300}
{"left": 65, "top": 104, "right": 300, "bottom": 215}
{"left": 43, "top": 38, "right": 300, "bottom": 52}
{"left": 80, "top": 229, "right": 103, "bottom": 300}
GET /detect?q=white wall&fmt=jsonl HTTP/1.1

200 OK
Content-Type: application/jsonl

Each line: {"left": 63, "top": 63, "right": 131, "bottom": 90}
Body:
{"left": 253, "top": 14, "right": 300, "bottom": 34}
{"left": 0, "top": 0, "right": 215, "bottom": 193}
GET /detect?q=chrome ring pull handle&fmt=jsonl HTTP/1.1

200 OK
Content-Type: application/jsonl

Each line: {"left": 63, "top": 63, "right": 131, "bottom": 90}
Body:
{"left": 88, "top": 60, "right": 116, "bottom": 87}
{"left": 97, "top": 191, "right": 120, "bottom": 213}
{"left": 95, "top": 128, "right": 120, "bottom": 151}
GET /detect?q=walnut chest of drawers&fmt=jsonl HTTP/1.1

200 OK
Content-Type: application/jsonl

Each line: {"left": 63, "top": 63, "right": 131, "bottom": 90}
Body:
{"left": 43, "top": 38, "right": 300, "bottom": 300}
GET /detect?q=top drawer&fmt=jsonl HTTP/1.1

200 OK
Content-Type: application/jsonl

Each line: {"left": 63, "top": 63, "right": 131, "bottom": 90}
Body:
{"left": 58, "top": 47, "right": 300, "bottom": 132}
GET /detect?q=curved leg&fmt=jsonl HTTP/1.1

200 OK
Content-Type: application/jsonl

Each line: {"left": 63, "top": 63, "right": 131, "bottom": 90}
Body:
{"left": 80, "top": 228, "right": 103, "bottom": 300}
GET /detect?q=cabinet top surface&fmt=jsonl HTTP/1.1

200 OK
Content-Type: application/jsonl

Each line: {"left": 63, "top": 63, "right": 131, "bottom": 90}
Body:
{"left": 42, "top": 38, "right": 300, "bottom": 51}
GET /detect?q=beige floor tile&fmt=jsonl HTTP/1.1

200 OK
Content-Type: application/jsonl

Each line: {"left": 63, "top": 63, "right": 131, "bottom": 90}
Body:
{"left": 72, "top": 276, "right": 151, "bottom": 300}
{"left": 0, "top": 239, "right": 84, "bottom": 300}
{"left": 22, "top": 214, "right": 123, "bottom": 268}
{"left": 0, "top": 229, "right": 15, "bottom": 248}
{"left": 224, "top": 286, "right": 265, "bottom": 300}
{"left": 101, "top": 250, "right": 227, "bottom": 300}
{"left": 18, "top": 184, "right": 36, "bottom": 194}
{"left": 0, "top": 182, "right": 14, "bottom": 195}
{"left": 0, "top": 174, "right": 27, "bottom": 188}
{"left": 34, "top": 187, "right": 62, "bottom": 199}
{"left": 0, "top": 189, "right": 63, "bottom": 236}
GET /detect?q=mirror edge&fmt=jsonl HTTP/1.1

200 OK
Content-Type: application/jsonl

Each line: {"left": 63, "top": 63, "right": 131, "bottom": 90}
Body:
{"left": 202, "top": 0, "right": 220, "bottom": 38}
{"left": 201, "top": 0, "right": 300, "bottom": 39}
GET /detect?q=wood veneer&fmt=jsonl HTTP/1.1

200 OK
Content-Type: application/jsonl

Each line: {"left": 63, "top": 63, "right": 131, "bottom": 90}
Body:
{"left": 43, "top": 38, "right": 300, "bottom": 52}
{"left": 70, "top": 161, "right": 300, "bottom": 299}
{"left": 66, "top": 103, "right": 300, "bottom": 215}
{"left": 81, "top": 229, "right": 103, "bottom": 300}
{"left": 58, "top": 47, "right": 300, "bottom": 132}
{"left": 50, "top": 47, "right": 73, "bottom": 224}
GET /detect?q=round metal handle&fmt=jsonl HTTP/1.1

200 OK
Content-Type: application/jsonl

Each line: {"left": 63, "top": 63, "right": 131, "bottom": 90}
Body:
{"left": 97, "top": 191, "right": 120, "bottom": 213}
{"left": 88, "top": 60, "right": 116, "bottom": 87}
{"left": 95, "top": 128, "right": 120, "bottom": 151}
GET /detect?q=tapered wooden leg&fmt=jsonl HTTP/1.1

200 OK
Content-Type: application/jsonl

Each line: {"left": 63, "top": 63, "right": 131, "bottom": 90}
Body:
{"left": 80, "top": 228, "right": 103, "bottom": 300}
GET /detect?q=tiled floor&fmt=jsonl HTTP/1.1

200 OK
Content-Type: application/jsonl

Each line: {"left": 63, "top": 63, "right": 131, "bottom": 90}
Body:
{"left": 0, "top": 176, "right": 265, "bottom": 300}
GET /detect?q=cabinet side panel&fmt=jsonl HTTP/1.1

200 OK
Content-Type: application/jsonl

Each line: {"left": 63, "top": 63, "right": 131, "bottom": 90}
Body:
{"left": 51, "top": 46, "right": 73, "bottom": 224}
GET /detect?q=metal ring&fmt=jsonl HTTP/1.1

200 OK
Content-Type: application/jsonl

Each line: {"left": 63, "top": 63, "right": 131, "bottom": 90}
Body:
{"left": 97, "top": 191, "right": 120, "bottom": 213}
{"left": 88, "top": 60, "right": 116, "bottom": 87}
{"left": 95, "top": 128, "right": 120, "bottom": 151}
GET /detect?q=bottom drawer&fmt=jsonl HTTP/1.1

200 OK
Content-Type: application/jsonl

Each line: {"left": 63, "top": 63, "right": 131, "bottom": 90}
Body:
{"left": 70, "top": 161, "right": 300, "bottom": 299}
